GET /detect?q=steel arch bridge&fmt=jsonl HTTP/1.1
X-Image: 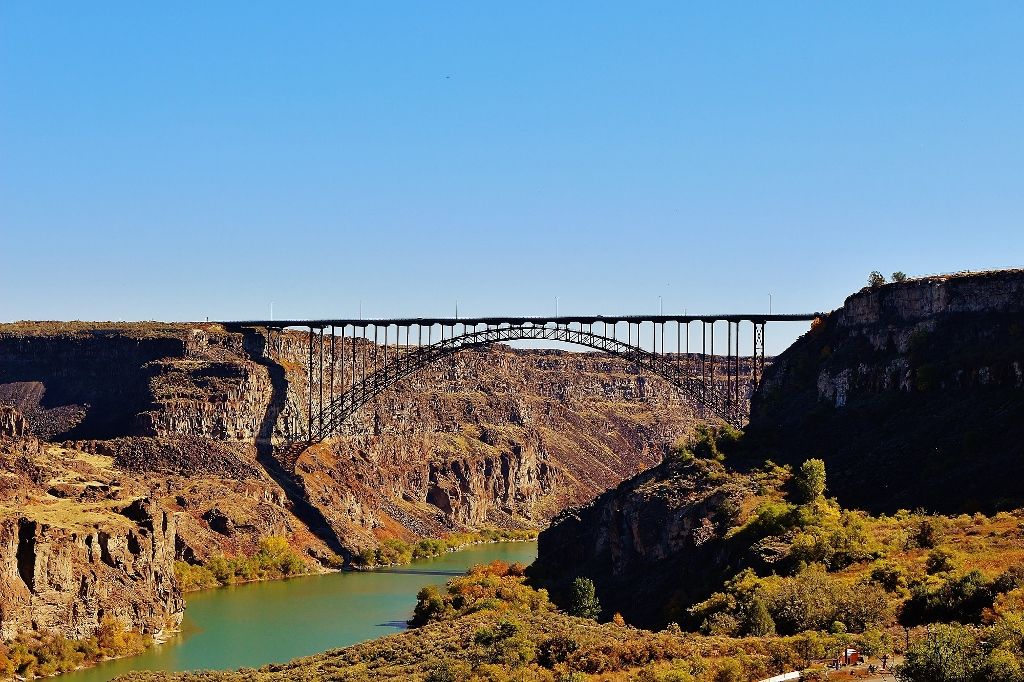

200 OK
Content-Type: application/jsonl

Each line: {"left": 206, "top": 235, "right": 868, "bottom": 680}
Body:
{"left": 223, "top": 313, "right": 820, "bottom": 448}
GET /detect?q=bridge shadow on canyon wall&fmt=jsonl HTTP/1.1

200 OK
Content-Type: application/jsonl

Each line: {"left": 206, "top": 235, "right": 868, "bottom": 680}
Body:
{"left": 240, "top": 329, "right": 349, "bottom": 560}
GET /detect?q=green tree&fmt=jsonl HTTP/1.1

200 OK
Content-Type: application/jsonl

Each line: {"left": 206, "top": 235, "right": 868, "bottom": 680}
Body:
{"left": 895, "top": 624, "right": 986, "bottom": 682}
{"left": 794, "top": 458, "right": 827, "bottom": 504}
{"left": 892, "top": 271, "right": 909, "bottom": 282}
{"left": 983, "top": 647, "right": 1024, "bottom": 682}
{"left": 744, "top": 597, "right": 776, "bottom": 636}
{"left": 868, "top": 271, "right": 886, "bottom": 288}
{"left": 409, "top": 585, "right": 452, "bottom": 626}
{"left": 568, "top": 577, "right": 601, "bottom": 619}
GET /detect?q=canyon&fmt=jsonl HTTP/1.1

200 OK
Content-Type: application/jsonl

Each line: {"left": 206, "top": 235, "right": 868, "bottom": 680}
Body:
{"left": 8, "top": 268, "right": 1019, "bottom": 665}
{"left": 0, "top": 322, "right": 702, "bottom": 644}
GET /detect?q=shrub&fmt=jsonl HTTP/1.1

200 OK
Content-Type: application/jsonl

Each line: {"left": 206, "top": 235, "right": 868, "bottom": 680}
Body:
{"left": 901, "top": 570, "right": 994, "bottom": 625}
{"left": 174, "top": 561, "right": 218, "bottom": 591}
{"left": 909, "top": 515, "right": 943, "bottom": 549}
{"left": 424, "top": 659, "right": 471, "bottom": 682}
{"left": 744, "top": 597, "right": 776, "bottom": 636}
{"left": 684, "top": 424, "right": 742, "bottom": 462}
{"left": 711, "top": 657, "right": 745, "bottom": 682}
{"left": 473, "top": 619, "right": 536, "bottom": 667}
{"left": 409, "top": 585, "right": 452, "bottom": 627}
{"left": 894, "top": 623, "right": 986, "bottom": 682}
{"left": 868, "top": 271, "right": 886, "bottom": 288}
{"left": 537, "top": 635, "right": 578, "bottom": 668}
{"left": 788, "top": 511, "right": 877, "bottom": 570}
{"left": 870, "top": 561, "right": 909, "bottom": 593}
{"left": 408, "top": 561, "right": 551, "bottom": 627}
{"left": 353, "top": 529, "right": 537, "bottom": 567}
{"left": 748, "top": 501, "right": 798, "bottom": 537}
{"left": 175, "top": 536, "right": 309, "bottom": 590}
{"left": 926, "top": 548, "right": 957, "bottom": 575}
{"left": 838, "top": 582, "right": 893, "bottom": 632}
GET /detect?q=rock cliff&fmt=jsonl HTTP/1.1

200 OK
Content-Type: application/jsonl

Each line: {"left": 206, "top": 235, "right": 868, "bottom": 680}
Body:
{"left": 746, "top": 269, "right": 1024, "bottom": 512}
{"left": 529, "top": 455, "right": 758, "bottom": 628}
{"left": 0, "top": 321, "right": 704, "bottom": 641}
{"left": 272, "top": 341, "right": 696, "bottom": 548}
{"left": 0, "top": 413, "right": 184, "bottom": 641}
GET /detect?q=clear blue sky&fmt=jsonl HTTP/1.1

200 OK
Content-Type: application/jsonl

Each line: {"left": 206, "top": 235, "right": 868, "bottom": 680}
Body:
{"left": 1, "top": 3, "right": 1021, "bottom": 352}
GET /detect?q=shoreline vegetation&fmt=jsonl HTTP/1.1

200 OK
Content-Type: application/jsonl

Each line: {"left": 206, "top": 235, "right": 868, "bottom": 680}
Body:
{"left": 0, "top": 532, "right": 539, "bottom": 681}
{"left": 112, "top": 493, "right": 1024, "bottom": 682}
{"left": 174, "top": 536, "right": 312, "bottom": 592}
{"left": 0, "top": 617, "right": 157, "bottom": 680}
{"left": 110, "top": 560, "right": 916, "bottom": 682}
{"left": 352, "top": 528, "right": 539, "bottom": 569}
{"left": 175, "top": 529, "right": 539, "bottom": 593}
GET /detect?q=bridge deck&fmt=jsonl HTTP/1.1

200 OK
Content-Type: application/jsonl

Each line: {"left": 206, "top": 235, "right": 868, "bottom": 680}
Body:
{"left": 223, "top": 313, "right": 823, "bottom": 330}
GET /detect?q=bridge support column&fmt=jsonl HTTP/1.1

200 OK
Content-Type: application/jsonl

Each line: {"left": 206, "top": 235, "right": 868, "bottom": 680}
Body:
{"left": 307, "top": 327, "right": 314, "bottom": 441}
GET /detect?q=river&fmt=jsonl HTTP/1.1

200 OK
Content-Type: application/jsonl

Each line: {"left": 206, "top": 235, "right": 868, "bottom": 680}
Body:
{"left": 64, "top": 541, "right": 538, "bottom": 682}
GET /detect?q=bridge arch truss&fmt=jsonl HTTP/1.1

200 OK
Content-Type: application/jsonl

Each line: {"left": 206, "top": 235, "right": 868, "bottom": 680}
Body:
{"left": 223, "top": 314, "right": 820, "bottom": 446}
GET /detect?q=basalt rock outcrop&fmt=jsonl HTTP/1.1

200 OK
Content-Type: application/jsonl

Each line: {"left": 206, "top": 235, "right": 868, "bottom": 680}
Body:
{"left": 0, "top": 503, "right": 184, "bottom": 642}
{"left": 529, "top": 455, "right": 759, "bottom": 629}
{"left": 273, "top": 343, "right": 696, "bottom": 548}
{"left": 744, "top": 269, "right": 1024, "bottom": 513}
{"left": 0, "top": 412, "right": 184, "bottom": 641}
{"left": 0, "top": 321, "right": 700, "bottom": 564}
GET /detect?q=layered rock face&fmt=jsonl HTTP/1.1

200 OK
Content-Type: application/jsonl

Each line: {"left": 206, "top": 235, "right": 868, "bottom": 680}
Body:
{"left": 276, "top": 344, "right": 695, "bottom": 547}
{"left": 0, "top": 324, "right": 264, "bottom": 442}
{"left": 0, "top": 321, "right": 699, "bottom": 560}
{"left": 0, "top": 414, "right": 184, "bottom": 641}
{"left": 746, "top": 269, "right": 1024, "bottom": 513}
{"left": 0, "top": 504, "right": 183, "bottom": 641}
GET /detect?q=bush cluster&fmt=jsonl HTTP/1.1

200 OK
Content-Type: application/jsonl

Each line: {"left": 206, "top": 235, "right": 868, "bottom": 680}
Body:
{"left": 671, "top": 424, "right": 742, "bottom": 463}
{"left": 690, "top": 564, "right": 892, "bottom": 637}
{"left": 901, "top": 565, "right": 1024, "bottom": 626}
{"left": 896, "top": 620, "right": 1024, "bottom": 682}
{"left": 0, "top": 617, "right": 150, "bottom": 679}
{"left": 354, "top": 528, "right": 537, "bottom": 568}
{"left": 409, "top": 560, "right": 548, "bottom": 626}
{"left": 175, "top": 536, "right": 309, "bottom": 591}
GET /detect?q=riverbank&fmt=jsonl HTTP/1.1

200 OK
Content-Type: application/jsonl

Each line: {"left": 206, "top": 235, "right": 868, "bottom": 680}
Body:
{"left": 351, "top": 528, "right": 539, "bottom": 569}
{"left": 0, "top": 618, "right": 156, "bottom": 680}
{"left": 173, "top": 528, "right": 539, "bottom": 595}
{"left": 174, "top": 536, "right": 320, "bottom": 593}
{"left": 54, "top": 542, "right": 538, "bottom": 682}
{"left": 109, "top": 559, "right": 898, "bottom": 682}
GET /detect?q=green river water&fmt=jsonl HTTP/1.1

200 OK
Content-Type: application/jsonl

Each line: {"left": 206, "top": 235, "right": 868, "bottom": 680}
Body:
{"left": 64, "top": 541, "right": 538, "bottom": 682}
